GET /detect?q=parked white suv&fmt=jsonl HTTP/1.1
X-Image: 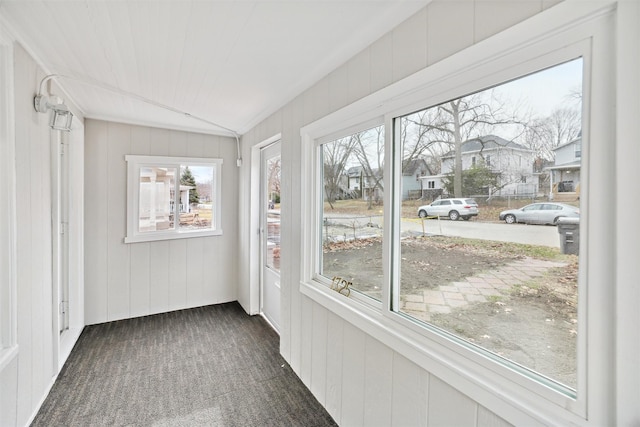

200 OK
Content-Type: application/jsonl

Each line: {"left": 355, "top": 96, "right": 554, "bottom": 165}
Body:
{"left": 417, "top": 198, "right": 479, "bottom": 221}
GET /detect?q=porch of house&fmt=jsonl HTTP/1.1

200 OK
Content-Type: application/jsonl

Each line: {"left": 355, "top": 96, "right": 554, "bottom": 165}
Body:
{"left": 551, "top": 182, "right": 580, "bottom": 203}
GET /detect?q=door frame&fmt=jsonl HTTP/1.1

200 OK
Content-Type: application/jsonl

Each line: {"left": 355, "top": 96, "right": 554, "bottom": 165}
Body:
{"left": 0, "top": 26, "right": 18, "bottom": 372}
{"left": 259, "top": 140, "right": 281, "bottom": 331}
{"left": 249, "top": 134, "right": 281, "bottom": 316}
{"left": 50, "top": 118, "right": 84, "bottom": 371}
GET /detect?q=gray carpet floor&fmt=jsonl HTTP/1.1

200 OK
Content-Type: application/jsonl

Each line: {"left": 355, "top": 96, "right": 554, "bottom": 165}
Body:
{"left": 31, "top": 302, "right": 337, "bottom": 426}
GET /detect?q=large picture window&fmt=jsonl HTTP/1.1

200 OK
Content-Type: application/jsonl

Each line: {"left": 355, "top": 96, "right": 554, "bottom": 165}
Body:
{"left": 395, "top": 59, "right": 582, "bottom": 390}
{"left": 125, "top": 156, "right": 223, "bottom": 243}
{"left": 312, "top": 59, "right": 583, "bottom": 392}
{"left": 299, "top": 6, "right": 621, "bottom": 419}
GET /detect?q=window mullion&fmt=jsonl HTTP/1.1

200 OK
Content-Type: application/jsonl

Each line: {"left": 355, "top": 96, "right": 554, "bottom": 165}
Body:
{"left": 315, "top": 145, "right": 324, "bottom": 279}
{"left": 383, "top": 114, "right": 401, "bottom": 315}
{"left": 173, "top": 167, "right": 180, "bottom": 231}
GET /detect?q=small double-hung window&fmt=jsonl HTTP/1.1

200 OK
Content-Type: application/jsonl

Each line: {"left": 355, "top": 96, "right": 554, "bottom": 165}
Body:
{"left": 125, "top": 156, "right": 223, "bottom": 243}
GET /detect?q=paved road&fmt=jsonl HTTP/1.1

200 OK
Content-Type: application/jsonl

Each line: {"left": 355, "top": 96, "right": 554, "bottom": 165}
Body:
{"left": 324, "top": 214, "right": 562, "bottom": 248}
{"left": 401, "top": 217, "right": 561, "bottom": 248}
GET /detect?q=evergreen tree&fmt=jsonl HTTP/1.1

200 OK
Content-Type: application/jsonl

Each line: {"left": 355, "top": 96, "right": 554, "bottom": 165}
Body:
{"left": 180, "top": 166, "right": 200, "bottom": 205}
{"left": 442, "top": 164, "right": 498, "bottom": 197}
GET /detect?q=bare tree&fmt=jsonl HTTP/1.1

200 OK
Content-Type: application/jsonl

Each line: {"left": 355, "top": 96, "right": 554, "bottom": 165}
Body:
{"left": 522, "top": 106, "right": 581, "bottom": 161}
{"left": 267, "top": 157, "right": 281, "bottom": 204}
{"left": 401, "top": 109, "right": 442, "bottom": 168}
{"left": 548, "top": 107, "right": 581, "bottom": 146}
{"left": 322, "top": 136, "right": 356, "bottom": 209}
{"left": 402, "top": 91, "right": 527, "bottom": 197}
{"left": 352, "top": 126, "right": 385, "bottom": 210}
{"left": 566, "top": 86, "right": 583, "bottom": 106}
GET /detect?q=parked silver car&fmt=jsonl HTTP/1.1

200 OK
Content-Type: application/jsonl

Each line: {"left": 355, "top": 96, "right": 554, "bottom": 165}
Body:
{"left": 417, "top": 198, "right": 479, "bottom": 221}
{"left": 499, "top": 202, "right": 579, "bottom": 225}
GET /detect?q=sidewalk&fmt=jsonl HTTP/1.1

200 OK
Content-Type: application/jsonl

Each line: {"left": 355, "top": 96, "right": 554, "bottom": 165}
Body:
{"left": 400, "top": 257, "right": 567, "bottom": 322}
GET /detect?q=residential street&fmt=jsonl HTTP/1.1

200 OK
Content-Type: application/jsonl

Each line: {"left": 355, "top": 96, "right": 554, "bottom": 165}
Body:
{"left": 401, "top": 218, "right": 561, "bottom": 248}
{"left": 324, "top": 213, "right": 562, "bottom": 248}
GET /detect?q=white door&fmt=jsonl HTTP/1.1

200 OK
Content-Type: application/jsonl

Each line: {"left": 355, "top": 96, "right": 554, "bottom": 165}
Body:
{"left": 260, "top": 142, "right": 281, "bottom": 332}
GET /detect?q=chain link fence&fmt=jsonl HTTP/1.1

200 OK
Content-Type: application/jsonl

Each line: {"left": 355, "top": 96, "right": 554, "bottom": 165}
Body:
{"left": 322, "top": 214, "right": 384, "bottom": 244}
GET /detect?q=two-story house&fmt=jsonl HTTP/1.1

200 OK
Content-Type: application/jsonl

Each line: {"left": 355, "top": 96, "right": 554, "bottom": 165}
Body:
{"left": 401, "top": 158, "right": 432, "bottom": 199}
{"left": 344, "top": 165, "right": 383, "bottom": 202}
{"left": 546, "top": 137, "right": 581, "bottom": 201}
{"left": 346, "top": 165, "right": 363, "bottom": 195}
{"left": 421, "top": 135, "right": 538, "bottom": 198}
{"left": 347, "top": 158, "right": 431, "bottom": 201}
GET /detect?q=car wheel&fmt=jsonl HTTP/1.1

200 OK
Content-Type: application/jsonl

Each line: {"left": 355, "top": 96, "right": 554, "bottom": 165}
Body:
{"left": 504, "top": 214, "right": 516, "bottom": 224}
{"left": 552, "top": 216, "right": 560, "bottom": 225}
{"left": 448, "top": 210, "right": 460, "bottom": 221}
{"left": 462, "top": 216, "right": 470, "bottom": 221}
{"left": 418, "top": 210, "right": 427, "bottom": 218}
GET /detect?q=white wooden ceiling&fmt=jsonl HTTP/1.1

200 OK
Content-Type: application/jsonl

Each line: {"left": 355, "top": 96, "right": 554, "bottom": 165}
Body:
{"left": 0, "top": 1, "right": 429, "bottom": 136}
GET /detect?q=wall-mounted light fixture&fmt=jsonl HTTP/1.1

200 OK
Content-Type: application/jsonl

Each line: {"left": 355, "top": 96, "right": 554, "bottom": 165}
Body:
{"left": 34, "top": 74, "right": 243, "bottom": 165}
{"left": 33, "top": 94, "right": 73, "bottom": 131}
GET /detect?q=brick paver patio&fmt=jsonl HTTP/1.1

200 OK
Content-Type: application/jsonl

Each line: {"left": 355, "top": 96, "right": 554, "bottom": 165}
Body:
{"left": 400, "top": 257, "right": 567, "bottom": 322}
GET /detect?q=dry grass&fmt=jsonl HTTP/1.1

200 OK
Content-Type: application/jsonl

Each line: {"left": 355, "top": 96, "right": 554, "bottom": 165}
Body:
{"left": 324, "top": 200, "right": 384, "bottom": 216}
{"left": 194, "top": 207, "right": 212, "bottom": 221}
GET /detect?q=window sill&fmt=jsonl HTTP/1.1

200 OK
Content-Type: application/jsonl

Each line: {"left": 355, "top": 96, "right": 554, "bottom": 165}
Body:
{"left": 299, "top": 279, "right": 583, "bottom": 426}
{"left": 124, "top": 229, "right": 223, "bottom": 244}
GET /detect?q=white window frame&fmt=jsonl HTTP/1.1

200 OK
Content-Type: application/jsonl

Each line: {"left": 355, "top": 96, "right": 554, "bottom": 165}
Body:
{"left": 313, "top": 118, "right": 385, "bottom": 308}
{"left": 301, "top": 2, "right": 615, "bottom": 425}
{"left": 0, "top": 26, "right": 18, "bottom": 370}
{"left": 125, "top": 155, "right": 223, "bottom": 243}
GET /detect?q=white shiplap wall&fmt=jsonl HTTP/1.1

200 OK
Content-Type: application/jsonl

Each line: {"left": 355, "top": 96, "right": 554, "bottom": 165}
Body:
{"left": 239, "top": 1, "right": 563, "bottom": 426}
{"left": 13, "top": 43, "right": 55, "bottom": 426}
{"left": 0, "top": 41, "right": 86, "bottom": 427}
{"left": 84, "top": 119, "right": 238, "bottom": 325}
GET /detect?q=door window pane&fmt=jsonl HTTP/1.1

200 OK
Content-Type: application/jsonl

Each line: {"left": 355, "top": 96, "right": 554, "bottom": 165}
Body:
{"left": 266, "top": 155, "right": 281, "bottom": 271}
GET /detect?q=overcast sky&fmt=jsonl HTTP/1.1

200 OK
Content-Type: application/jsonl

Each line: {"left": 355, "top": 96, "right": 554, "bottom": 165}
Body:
{"left": 497, "top": 57, "right": 583, "bottom": 118}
